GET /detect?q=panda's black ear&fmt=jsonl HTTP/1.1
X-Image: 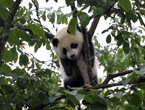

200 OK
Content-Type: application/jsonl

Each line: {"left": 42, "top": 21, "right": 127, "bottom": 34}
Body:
{"left": 52, "top": 38, "right": 59, "bottom": 47}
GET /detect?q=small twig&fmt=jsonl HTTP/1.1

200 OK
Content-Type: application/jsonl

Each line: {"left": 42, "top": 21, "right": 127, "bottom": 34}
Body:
{"left": 32, "top": 0, "right": 55, "bottom": 63}
{"left": 102, "top": 68, "right": 140, "bottom": 84}
{"left": 18, "top": 26, "right": 54, "bottom": 39}
{"left": 31, "top": 0, "right": 43, "bottom": 28}
{"left": 85, "top": 77, "right": 145, "bottom": 90}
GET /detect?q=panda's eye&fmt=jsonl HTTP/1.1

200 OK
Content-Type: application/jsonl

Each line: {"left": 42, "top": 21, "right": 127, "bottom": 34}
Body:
{"left": 63, "top": 48, "right": 67, "bottom": 55}
{"left": 71, "top": 43, "right": 78, "bottom": 48}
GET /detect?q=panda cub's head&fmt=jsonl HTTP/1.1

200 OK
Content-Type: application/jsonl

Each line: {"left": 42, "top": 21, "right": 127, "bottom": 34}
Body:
{"left": 52, "top": 27, "right": 83, "bottom": 60}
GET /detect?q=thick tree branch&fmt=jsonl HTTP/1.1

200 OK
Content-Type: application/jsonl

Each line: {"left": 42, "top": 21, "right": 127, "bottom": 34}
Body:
{"left": 82, "top": 27, "right": 96, "bottom": 86}
{"left": 70, "top": 1, "right": 97, "bottom": 87}
{"left": 77, "top": 54, "right": 90, "bottom": 85}
{"left": 0, "top": 0, "right": 22, "bottom": 67}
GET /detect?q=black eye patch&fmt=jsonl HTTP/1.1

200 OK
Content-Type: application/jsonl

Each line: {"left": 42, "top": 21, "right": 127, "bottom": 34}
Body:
{"left": 63, "top": 48, "right": 67, "bottom": 55}
{"left": 71, "top": 43, "right": 78, "bottom": 48}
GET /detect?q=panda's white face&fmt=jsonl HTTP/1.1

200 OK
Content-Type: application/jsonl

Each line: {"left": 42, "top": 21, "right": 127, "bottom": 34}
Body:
{"left": 52, "top": 27, "right": 83, "bottom": 60}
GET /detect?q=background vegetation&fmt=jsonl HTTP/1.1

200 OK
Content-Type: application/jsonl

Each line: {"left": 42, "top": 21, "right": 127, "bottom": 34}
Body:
{"left": 0, "top": 0, "right": 145, "bottom": 109}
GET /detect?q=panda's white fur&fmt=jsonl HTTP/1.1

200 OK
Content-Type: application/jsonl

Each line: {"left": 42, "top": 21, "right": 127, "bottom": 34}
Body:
{"left": 52, "top": 27, "right": 98, "bottom": 88}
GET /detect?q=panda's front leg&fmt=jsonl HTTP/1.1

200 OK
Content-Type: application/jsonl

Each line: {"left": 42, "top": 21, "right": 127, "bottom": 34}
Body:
{"left": 60, "top": 58, "right": 73, "bottom": 76}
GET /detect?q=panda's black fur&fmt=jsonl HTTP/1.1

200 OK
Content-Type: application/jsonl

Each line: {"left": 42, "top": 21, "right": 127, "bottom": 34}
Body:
{"left": 52, "top": 27, "right": 98, "bottom": 89}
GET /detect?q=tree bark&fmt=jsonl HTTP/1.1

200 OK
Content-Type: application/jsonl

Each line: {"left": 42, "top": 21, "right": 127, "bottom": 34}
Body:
{"left": 0, "top": 0, "right": 22, "bottom": 67}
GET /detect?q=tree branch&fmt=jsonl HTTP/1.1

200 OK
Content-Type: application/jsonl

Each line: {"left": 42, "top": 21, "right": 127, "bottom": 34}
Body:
{"left": 85, "top": 77, "right": 145, "bottom": 91}
{"left": 88, "top": 16, "right": 101, "bottom": 38}
{"left": 77, "top": 54, "right": 91, "bottom": 85}
{"left": 102, "top": 68, "right": 140, "bottom": 84}
{"left": 0, "top": 0, "right": 22, "bottom": 67}
{"left": 88, "top": 0, "right": 118, "bottom": 38}
{"left": 70, "top": 2, "right": 77, "bottom": 18}
{"left": 82, "top": 27, "right": 96, "bottom": 86}
{"left": 71, "top": 2, "right": 92, "bottom": 85}
{"left": 0, "top": 16, "right": 54, "bottom": 39}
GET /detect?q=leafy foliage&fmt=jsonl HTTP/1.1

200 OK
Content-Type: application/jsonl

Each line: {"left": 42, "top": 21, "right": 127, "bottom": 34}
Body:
{"left": 0, "top": 0, "right": 145, "bottom": 110}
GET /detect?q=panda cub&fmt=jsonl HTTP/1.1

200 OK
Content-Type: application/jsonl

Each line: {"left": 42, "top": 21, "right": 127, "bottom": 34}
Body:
{"left": 52, "top": 27, "right": 98, "bottom": 89}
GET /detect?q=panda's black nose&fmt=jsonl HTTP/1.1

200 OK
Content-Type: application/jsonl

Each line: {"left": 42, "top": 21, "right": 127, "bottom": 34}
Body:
{"left": 70, "top": 54, "right": 75, "bottom": 58}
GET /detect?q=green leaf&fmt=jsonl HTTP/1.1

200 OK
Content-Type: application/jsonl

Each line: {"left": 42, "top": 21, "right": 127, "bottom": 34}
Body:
{"left": 141, "top": 10, "right": 145, "bottom": 15}
{"left": 3, "top": 48, "right": 13, "bottom": 62}
{"left": 0, "top": 104, "right": 4, "bottom": 110}
{"left": 114, "top": 92, "right": 122, "bottom": 99}
{"left": 57, "top": 15, "right": 68, "bottom": 24}
{"left": 4, "top": 101, "right": 12, "bottom": 110}
{"left": 0, "top": 78, "right": 8, "bottom": 85}
{"left": 49, "top": 96, "right": 61, "bottom": 103}
{"left": 41, "top": 11, "right": 46, "bottom": 21}
{"left": 12, "top": 68, "right": 25, "bottom": 75}
{"left": 12, "top": 47, "right": 18, "bottom": 63}
{"left": 15, "top": 30, "right": 31, "bottom": 42}
{"left": 0, "top": 0, "right": 14, "bottom": 8}
{"left": 64, "top": 90, "right": 77, "bottom": 96}
{"left": 49, "top": 13, "right": 55, "bottom": 23}
{"left": 30, "top": 24, "right": 48, "bottom": 47}
{"left": 31, "top": 76, "right": 38, "bottom": 81}
{"left": 92, "top": 102, "right": 107, "bottom": 110}
{"left": 1, "top": 85, "right": 14, "bottom": 93}
{"left": 123, "top": 41, "right": 130, "bottom": 54}
{"left": 123, "top": 78, "right": 131, "bottom": 86}
{"left": 29, "top": 2, "right": 33, "bottom": 9}
{"left": 19, "top": 54, "right": 29, "bottom": 66}
{"left": 34, "top": 42, "right": 42, "bottom": 53}
{"left": 95, "top": 7, "right": 104, "bottom": 15}
{"left": 68, "top": 17, "right": 77, "bottom": 35}
{"left": 75, "top": 93, "right": 85, "bottom": 101}
{"left": 65, "top": 0, "right": 73, "bottom": 6}
{"left": 8, "top": 31, "right": 20, "bottom": 45}
{"left": 0, "top": 6, "right": 9, "bottom": 21}
{"left": 93, "top": 95, "right": 107, "bottom": 105}
{"left": 10, "top": 73, "right": 18, "bottom": 80}
{"left": 133, "top": 47, "right": 140, "bottom": 62}
{"left": 77, "top": 0, "right": 83, "bottom": 6}
{"left": 118, "top": 0, "right": 131, "bottom": 12}
{"left": 78, "top": 12, "right": 90, "bottom": 27}
{"left": 127, "top": 94, "right": 141, "bottom": 106}
{"left": 140, "top": 66, "right": 145, "bottom": 73}
{"left": 106, "top": 34, "right": 111, "bottom": 43}
{"left": 133, "top": 66, "right": 145, "bottom": 77}
{"left": 30, "top": 24, "right": 45, "bottom": 38}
